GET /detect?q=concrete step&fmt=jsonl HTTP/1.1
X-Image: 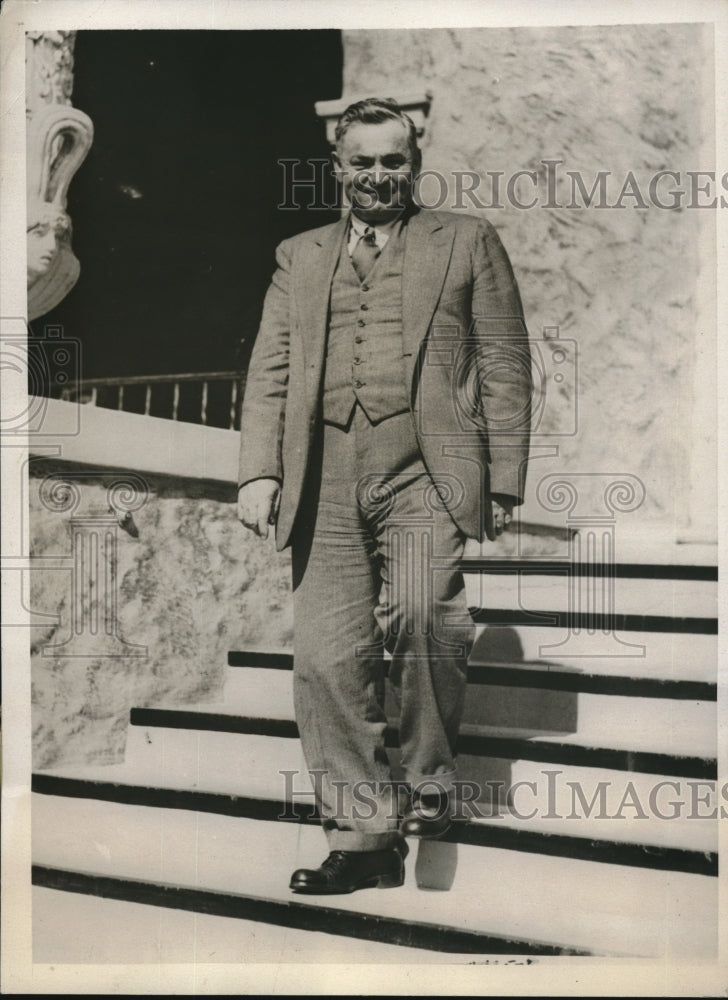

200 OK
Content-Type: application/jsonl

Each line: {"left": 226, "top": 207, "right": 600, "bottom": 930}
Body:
{"left": 123, "top": 696, "right": 716, "bottom": 769}
{"left": 462, "top": 572, "right": 716, "bottom": 620}
{"left": 222, "top": 662, "right": 717, "bottom": 724}
{"left": 32, "top": 885, "right": 467, "bottom": 964}
{"left": 462, "top": 544, "right": 718, "bottom": 579}
{"left": 219, "top": 666, "right": 716, "bottom": 761}
{"left": 32, "top": 793, "right": 717, "bottom": 958}
{"left": 229, "top": 629, "right": 719, "bottom": 685}
{"left": 224, "top": 665, "right": 294, "bottom": 719}
{"left": 460, "top": 758, "right": 720, "bottom": 854}
{"left": 32, "top": 864, "right": 591, "bottom": 958}
{"left": 460, "top": 689, "right": 714, "bottom": 754}
{"left": 36, "top": 728, "right": 719, "bottom": 855}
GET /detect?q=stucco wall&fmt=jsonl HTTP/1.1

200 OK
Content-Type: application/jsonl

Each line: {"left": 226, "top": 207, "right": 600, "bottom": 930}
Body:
{"left": 28, "top": 408, "right": 294, "bottom": 769}
{"left": 341, "top": 24, "right": 716, "bottom": 535}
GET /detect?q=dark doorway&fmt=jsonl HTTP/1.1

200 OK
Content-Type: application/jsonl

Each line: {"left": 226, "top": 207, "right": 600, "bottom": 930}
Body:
{"left": 31, "top": 29, "right": 342, "bottom": 390}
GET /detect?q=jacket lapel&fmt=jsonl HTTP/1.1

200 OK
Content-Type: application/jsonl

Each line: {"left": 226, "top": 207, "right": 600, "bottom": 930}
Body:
{"left": 402, "top": 209, "right": 456, "bottom": 384}
{"left": 295, "top": 216, "right": 348, "bottom": 406}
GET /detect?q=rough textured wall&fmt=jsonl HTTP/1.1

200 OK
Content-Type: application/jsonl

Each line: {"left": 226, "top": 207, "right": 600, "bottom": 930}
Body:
{"left": 342, "top": 25, "right": 714, "bottom": 528}
{"left": 30, "top": 464, "right": 292, "bottom": 769}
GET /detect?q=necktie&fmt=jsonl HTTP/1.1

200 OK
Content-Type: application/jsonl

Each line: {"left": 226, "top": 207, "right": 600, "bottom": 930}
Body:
{"left": 351, "top": 226, "right": 379, "bottom": 282}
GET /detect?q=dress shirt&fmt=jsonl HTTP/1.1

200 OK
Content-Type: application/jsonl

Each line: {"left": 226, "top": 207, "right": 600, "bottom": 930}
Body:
{"left": 347, "top": 211, "right": 404, "bottom": 255}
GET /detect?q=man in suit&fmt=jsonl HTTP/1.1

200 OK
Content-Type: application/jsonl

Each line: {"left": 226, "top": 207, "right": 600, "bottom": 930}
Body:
{"left": 237, "top": 98, "right": 531, "bottom": 894}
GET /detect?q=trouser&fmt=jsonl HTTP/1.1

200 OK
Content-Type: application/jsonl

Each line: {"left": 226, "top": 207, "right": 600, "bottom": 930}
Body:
{"left": 291, "top": 405, "right": 474, "bottom": 852}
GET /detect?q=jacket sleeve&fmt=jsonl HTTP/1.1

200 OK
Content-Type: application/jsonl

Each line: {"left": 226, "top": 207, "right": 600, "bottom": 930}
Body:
{"left": 237, "top": 239, "right": 292, "bottom": 489}
{"left": 470, "top": 219, "right": 532, "bottom": 504}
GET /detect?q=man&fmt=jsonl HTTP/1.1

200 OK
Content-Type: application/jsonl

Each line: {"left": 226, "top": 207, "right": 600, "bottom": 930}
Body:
{"left": 237, "top": 98, "right": 531, "bottom": 894}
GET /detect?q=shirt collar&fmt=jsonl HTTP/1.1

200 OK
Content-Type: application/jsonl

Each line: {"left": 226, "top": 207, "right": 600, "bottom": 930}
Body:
{"left": 349, "top": 210, "right": 404, "bottom": 240}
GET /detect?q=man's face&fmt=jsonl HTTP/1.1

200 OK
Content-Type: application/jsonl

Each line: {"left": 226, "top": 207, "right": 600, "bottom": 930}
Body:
{"left": 334, "top": 120, "right": 420, "bottom": 225}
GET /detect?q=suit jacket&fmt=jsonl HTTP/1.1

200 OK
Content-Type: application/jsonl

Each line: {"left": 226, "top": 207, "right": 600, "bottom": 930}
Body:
{"left": 238, "top": 207, "right": 532, "bottom": 551}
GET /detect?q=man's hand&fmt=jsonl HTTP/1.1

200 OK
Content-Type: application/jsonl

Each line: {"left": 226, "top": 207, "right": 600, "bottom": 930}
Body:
{"left": 237, "top": 478, "right": 281, "bottom": 540}
{"left": 491, "top": 494, "right": 514, "bottom": 536}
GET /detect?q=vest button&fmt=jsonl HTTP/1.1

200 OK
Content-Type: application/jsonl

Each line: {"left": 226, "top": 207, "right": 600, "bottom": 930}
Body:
{"left": 353, "top": 357, "right": 362, "bottom": 364}
{"left": 360, "top": 303, "right": 368, "bottom": 311}
{"left": 361, "top": 284, "right": 369, "bottom": 292}
{"left": 355, "top": 336, "right": 364, "bottom": 343}
{"left": 357, "top": 319, "right": 366, "bottom": 327}
{"left": 353, "top": 378, "right": 364, "bottom": 388}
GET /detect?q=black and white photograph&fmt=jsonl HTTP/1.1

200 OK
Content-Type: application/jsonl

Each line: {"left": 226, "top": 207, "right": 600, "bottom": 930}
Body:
{"left": 1, "top": 0, "right": 726, "bottom": 994}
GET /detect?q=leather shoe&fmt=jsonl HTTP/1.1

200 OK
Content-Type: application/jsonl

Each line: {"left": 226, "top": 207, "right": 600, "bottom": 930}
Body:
{"left": 289, "top": 843, "right": 408, "bottom": 895}
{"left": 400, "top": 793, "right": 452, "bottom": 839}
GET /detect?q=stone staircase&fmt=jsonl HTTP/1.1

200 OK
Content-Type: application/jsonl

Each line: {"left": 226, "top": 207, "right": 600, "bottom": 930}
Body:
{"left": 31, "top": 557, "right": 719, "bottom": 962}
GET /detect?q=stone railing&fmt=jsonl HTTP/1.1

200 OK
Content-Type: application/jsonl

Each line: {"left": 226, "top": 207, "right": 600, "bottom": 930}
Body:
{"left": 57, "top": 371, "right": 246, "bottom": 431}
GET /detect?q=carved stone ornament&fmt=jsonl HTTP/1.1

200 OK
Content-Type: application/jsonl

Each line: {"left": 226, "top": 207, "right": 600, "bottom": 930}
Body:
{"left": 26, "top": 31, "right": 77, "bottom": 112}
{"left": 26, "top": 32, "right": 93, "bottom": 320}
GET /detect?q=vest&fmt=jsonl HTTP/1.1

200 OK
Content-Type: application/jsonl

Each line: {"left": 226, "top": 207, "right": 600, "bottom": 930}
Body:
{"left": 322, "top": 220, "right": 410, "bottom": 427}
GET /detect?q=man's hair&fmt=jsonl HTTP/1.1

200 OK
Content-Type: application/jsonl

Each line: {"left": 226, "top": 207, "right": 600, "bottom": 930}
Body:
{"left": 335, "top": 97, "right": 421, "bottom": 162}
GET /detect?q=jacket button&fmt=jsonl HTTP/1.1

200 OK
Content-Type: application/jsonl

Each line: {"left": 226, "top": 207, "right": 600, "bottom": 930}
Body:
{"left": 353, "top": 378, "right": 364, "bottom": 388}
{"left": 361, "top": 284, "right": 369, "bottom": 292}
{"left": 355, "top": 336, "right": 364, "bottom": 344}
{"left": 353, "top": 357, "right": 361, "bottom": 364}
{"left": 357, "top": 318, "right": 366, "bottom": 327}
{"left": 360, "top": 303, "right": 368, "bottom": 311}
